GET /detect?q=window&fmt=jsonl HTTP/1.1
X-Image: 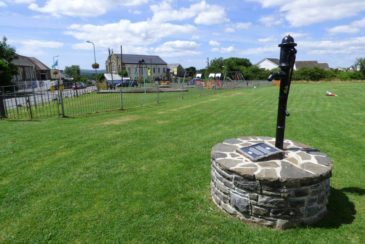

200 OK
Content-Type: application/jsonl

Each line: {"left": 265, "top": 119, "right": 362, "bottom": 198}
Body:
{"left": 158, "top": 68, "right": 160, "bottom": 73}
{"left": 153, "top": 68, "right": 156, "bottom": 73}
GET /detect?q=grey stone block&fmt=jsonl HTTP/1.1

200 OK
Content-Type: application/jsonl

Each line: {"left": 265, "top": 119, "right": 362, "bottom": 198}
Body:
{"left": 288, "top": 198, "right": 306, "bottom": 208}
{"left": 224, "top": 138, "right": 242, "bottom": 144}
{"left": 294, "top": 188, "right": 309, "bottom": 197}
{"left": 216, "top": 178, "right": 230, "bottom": 194}
{"left": 216, "top": 158, "right": 242, "bottom": 170}
{"left": 212, "top": 143, "right": 236, "bottom": 153}
{"left": 255, "top": 168, "right": 279, "bottom": 182}
{"left": 280, "top": 161, "right": 315, "bottom": 182}
{"left": 222, "top": 203, "right": 237, "bottom": 215}
{"left": 211, "top": 152, "right": 227, "bottom": 159}
{"left": 307, "top": 197, "right": 318, "bottom": 206}
{"left": 230, "top": 153, "right": 240, "bottom": 158}
{"left": 233, "top": 167, "right": 257, "bottom": 180}
{"left": 305, "top": 205, "right": 319, "bottom": 217}
{"left": 252, "top": 205, "right": 269, "bottom": 216}
{"left": 231, "top": 192, "right": 251, "bottom": 214}
{"left": 276, "top": 219, "right": 298, "bottom": 229}
{"left": 249, "top": 193, "right": 259, "bottom": 202}
{"left": 214, "top": 170, "right": 234, "bottom": 188}
{"left": 257, "top": 161, "right": 279, "bottom": 168}
{"left": 315, "top": 156, "right": 332, "bottom": 167}
{"left": 233, "top": 177, "right": 260, "bottom": 192}
{"left": 258, "top": 195, "right": 287, "bottom": 208}
{"left": 212, "top": 161, "right": 233, "bottom": 180}
{"left": 301, "top": 162, "right": 331, "bottom": 178}
{"left": 250, "top": 217, "right": 276, "bottom": 227}
{"left": 270, "top": 208, "right": 300, "bottom": 219}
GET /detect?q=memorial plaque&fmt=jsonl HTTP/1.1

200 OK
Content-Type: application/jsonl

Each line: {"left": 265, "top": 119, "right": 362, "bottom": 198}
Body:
{"left": 237, "top": 142, "right": 283, "bottom": 162}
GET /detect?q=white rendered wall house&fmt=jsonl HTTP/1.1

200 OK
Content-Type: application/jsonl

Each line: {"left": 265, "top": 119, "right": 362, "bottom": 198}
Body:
{"left": 256, "top": 58, "right": 279, "bottom": 70}
{"left": 257, "top": 58, "right": 330, "bottom": 71}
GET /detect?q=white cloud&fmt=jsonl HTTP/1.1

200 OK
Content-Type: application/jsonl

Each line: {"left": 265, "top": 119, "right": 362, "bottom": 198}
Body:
{"left": 328, "top": 18, "right": 365, "bottom": 34}
{"left": 258, "top": 37, "right": 275, "bottom": 43}
{"left": 224, "top": 22, "right": 251, "bottom": 32}
{"left": 255, "top": 0, "right": 365, "bottom": 27}
{"left": 212, "top": 45, "right": 236, "bottom": 54}
{"left": 282, "top": 32, "right": 308, "bottom": 39}
{"left": 300, "top": 36, "right": 365, "bottom": 55}
{"left": 154, "top": 40, "right": 200, "bottom": 57}
{"left": 209, "top": 40, "right": 220, "bottom": 47}
{"left": 151, "top": 0, "right": 228, "bottom": 25}
{"left": 259, "top": 15, "right": 283, "bottom": 27}
{"left": 240, "top": 46, "right": 277, "bottom": 55}
{"left": 14, "top": 39, "right": 63, "bottom": 56}
{"left": 0, "top": 1, "right": 7, "bottom": 7}
{"left": 5, "top": 0, "right": 35, "bottom": 4}
{"left": 28, "top": 0, "right": 148, "bottom": 17}
{"left": 224, "top": 27, "right": 235, "bottom": 33}
{"left": 67, "top": 19, "right": 196, "bottom": 54}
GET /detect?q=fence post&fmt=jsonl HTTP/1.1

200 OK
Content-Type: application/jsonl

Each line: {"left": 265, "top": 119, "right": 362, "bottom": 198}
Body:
{"left": 32, "top": 87, "right": 37, "bottom": 108}
{"left": 26, "top": 96, "right": 33, "bottom": 120}
{"left": 14, "top": 86, "right": 20, "bottom": 117}
{"left": 57, "top": 80, "right": 65, "bottom": 117}
{"left": 0, "top": 87, "right": 7, "bottom": 119}
{"left": 120, "top": 88, "right": 124, "bottom": 110}
{"left": 156, "top": 81, "right": 160, "bottom": 104}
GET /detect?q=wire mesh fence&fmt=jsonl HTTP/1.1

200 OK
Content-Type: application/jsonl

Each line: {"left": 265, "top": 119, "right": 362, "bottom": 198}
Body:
{"left": 0, "top": 79, "right": 272, "bottom": 120}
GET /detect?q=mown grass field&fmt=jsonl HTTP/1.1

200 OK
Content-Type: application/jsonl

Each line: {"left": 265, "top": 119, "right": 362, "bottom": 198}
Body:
{"left": 0, "top": 82, "right": 364, "bottom": 242}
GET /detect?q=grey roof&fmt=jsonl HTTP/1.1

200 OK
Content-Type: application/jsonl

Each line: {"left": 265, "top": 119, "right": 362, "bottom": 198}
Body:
{"left": 295, "top": 61, "right": 329, "bottom": 70}
{"left": 255, "top": 58, "right": 279, "bottom": 66}
{"left": 116, "top": 54, "right": 167, "bottom": 65}
{"left": 295, "top": 61, "right": 319, "bottom": 69}
{"left": 11, "top": 55, "right": 35, "bottom": 67}
{"left": 28, "top": 57, "right": 50, "bottom": 70}
{"left": 167, "top": 64, "right": 183, "bottom": 69}
{"left": 318, "top": 63, "right": 330, "bottom": 70}
{"left": 266, "top": 58, "right": 279, "bottom": 65}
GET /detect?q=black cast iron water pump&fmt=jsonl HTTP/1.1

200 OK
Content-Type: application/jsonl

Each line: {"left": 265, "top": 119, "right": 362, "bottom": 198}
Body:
{"left": 268, "top": 35, "right": 297, "bottom": 150}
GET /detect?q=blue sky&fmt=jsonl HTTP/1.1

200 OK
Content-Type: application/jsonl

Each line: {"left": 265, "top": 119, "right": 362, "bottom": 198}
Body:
{"left": 1, "top": 0, "right": 365, "bottom": 70}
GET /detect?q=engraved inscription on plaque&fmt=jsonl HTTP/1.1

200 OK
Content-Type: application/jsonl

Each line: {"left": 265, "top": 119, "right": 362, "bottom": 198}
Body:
{"left": 237, "top": 142, "right": 283, "bottom": 161}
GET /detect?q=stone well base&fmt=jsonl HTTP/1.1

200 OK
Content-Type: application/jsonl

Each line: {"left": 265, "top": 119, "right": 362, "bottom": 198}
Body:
{"left": 211, "top": 136, "right": 333, "bottom": 229}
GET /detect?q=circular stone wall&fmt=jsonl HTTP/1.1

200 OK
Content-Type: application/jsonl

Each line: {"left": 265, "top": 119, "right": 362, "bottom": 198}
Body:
{"left": 211, "top": 136, "right": 332, "bottom": 229}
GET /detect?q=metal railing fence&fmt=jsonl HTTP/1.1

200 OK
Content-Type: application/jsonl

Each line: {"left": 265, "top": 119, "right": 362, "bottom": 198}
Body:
{"left": 0, "top": 80, "right": 271, "bottom": 120}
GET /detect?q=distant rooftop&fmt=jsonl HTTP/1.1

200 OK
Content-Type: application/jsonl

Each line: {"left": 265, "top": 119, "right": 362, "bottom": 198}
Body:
{"left": 114, "top": 54, "right": 167, "bottom": 65}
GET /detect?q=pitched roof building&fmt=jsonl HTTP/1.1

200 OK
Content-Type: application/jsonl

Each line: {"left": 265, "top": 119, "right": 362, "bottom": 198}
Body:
{"left": 11, "top": 55, "right": 51, "bottom": 82}
{"left": 106, "top": 54, "right": 168, "bottom": 80}
{"left": 256, "top": 58, "right": 330, "bottom": 71}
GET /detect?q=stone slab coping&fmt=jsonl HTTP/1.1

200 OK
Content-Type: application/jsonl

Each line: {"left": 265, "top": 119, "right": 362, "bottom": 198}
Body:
{"left": 211, "top": 136, "right": 333, "bottom": 186}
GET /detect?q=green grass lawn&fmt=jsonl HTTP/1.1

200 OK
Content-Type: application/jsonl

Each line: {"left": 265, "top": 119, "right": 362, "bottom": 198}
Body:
{"left": 0, "top": 82, "right": 364, "bottom": 242}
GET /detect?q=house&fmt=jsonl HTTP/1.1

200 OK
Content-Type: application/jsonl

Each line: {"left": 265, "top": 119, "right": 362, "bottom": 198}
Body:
{"left": 11, "top": 54, "right": 51, "bottom": 89}
{"left": 256, "top": 58, "right": 279, "bottom": 70}
{"left": 295, "top": 61, "right": 329, "bottom": 70}
{"left": 105, "top": 54, "right": 168, "bottom": 80}
{"left": 256, "top": 58, "right": 330, "bottom": 70}
{"left": 167, "top": 64, "right": 185, "bottom": 77}
{"left": 28, "top": 57, "right": 51, "bottom": 80}
{"left": 11, "top": 54, "right": 37, "bottom": 83}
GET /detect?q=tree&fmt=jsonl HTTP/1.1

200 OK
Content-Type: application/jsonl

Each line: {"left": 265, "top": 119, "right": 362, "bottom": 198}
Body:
{"left": 118, "top": 70, "right": 128, "bottom": 77}
{"left": 0, "top": 37, "right": 17, "bottom": 118}
{"left": 64, "top": 65, "right": 81, "bottom": 81}
{"left": 207, "top": 57, "right": 224, "bottom": 75}
{"left": 355, "top": 58, "right": 365, "bottom": 78}
{"left": 293, "top": 67, "right": 327, "bottom": 81}
{"left": 224, "top": 57, "right": 251, "bottom": 72}
{"left": 185, "top": 66, "right": 196, "bottom": 77}
{"left": 0, "top": 37, "right": 17, "bottom": 87}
